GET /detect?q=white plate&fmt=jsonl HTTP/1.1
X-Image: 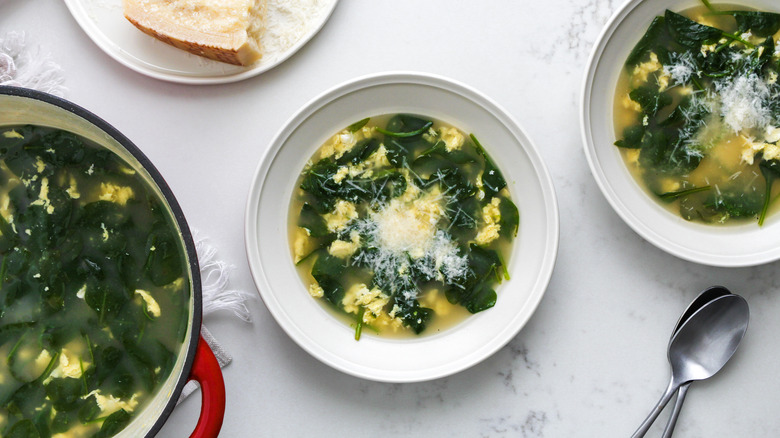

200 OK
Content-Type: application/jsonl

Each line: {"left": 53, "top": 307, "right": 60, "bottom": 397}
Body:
{"left": 64, "top": 0, "right": 338, "bottom": 84}
{"left": 244, "top": 72, "right": 559, "bottom": 382}
{"left": 581, "top": 0, "right": 780, "bottom": 267}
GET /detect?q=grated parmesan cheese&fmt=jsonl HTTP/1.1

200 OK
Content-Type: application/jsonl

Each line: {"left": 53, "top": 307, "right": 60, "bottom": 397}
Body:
{"left": 372, "top": 189, "right": 444, "bottom": 256}
{"left": 716, "top": 73, "right": 772, "bottom": 134}
{"left": 664, "top": 51, "right": 697, "bottom": 85}
{"left": 348, "top": 180, "right": 470, "bottom": 296}
{"left": 262, "top": 0, "right": 335, "bottom": 61}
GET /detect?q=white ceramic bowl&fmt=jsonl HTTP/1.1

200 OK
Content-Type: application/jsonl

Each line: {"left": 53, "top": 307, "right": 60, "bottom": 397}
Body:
{"left": 581, "top": 0, "right": 780, "bottom": 267}
{"left": 245, "top": 72, "right": 559, "bottom": 382}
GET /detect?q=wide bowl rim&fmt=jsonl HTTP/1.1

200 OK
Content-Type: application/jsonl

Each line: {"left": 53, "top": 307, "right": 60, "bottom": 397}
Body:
{"left": 580, "top": 0, "right": 780, "bottom": 267}
{"left": 0, "top": 85, "right": 203, "bottom": 437}
{"left": 244, "top": 71, "right": 559, "bottom": 382}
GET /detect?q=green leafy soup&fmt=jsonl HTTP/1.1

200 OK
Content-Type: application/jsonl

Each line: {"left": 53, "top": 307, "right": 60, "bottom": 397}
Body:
{"left": 0, "top": 125, "right": 190, "bottom": 437}
{"left": 290, "top": 114, "right": 519, "bottom": 340}
{"left": 614, "top": 1, "right": 780, "bottom": 224}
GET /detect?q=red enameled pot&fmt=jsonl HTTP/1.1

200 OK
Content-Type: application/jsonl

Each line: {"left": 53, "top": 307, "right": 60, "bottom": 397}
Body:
{"left": 0, "top": 86, "right": 226, "bottom": 437}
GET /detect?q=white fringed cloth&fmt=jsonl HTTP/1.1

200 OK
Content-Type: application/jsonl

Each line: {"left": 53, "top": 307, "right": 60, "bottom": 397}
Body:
{"left": 0, "top": 32, "right": 66, "bottom": 96}
{"left": 0, "top": 31, "right": 253, "bottom": 402}
{"left": 179, "top": 232, "right": 254, "bottom": 403}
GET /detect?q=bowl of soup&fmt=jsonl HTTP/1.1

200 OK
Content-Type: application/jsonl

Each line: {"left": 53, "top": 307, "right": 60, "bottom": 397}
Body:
{"left": 582, "top": 0, "right": 780, "bottom": 266}
{"left": 0, "top": 86, "right": 225, "bottom": 437}
{"left": 245, "top": 72, "right": 559, "bottom": 382}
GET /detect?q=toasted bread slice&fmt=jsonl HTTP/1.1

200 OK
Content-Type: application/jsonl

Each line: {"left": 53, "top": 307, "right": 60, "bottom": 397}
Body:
{"left": 123, "top": 0, "right": 266, "bottom": 66}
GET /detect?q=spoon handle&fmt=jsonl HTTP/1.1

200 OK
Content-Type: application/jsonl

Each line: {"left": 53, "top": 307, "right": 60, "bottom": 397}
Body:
{"left": 631, "top": 377, "right": 678, "bottom": 438}
{"left": 661, "top": 382, "right": 690, "bottom": 438}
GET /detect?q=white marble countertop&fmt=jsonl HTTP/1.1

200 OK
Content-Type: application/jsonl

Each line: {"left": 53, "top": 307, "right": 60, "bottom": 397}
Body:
{"left": 5, "top": 0, "right": 780, "bottom": 436}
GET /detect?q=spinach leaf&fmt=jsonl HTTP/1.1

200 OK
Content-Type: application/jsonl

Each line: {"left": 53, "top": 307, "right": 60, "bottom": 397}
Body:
{"left": 77, "top": 395, "right": 101, "bottom": 423}
{"left": 39, "top": 130, "right": 86, "bottom": 166}
{"left": 0, "top": 126, "right": 36, "bottom": 157}
{"left": 417, "top": 140, "right": 476, "bottom": 164}
{"left": 391, "top": 298, "right": 432, "bottom": 334}
{"left": 5, "top": 379, "right": 47, "bottom": 417}
{"left": 299, "top": 160, "right": 340, "bottom": 213}
{"left": 84, "top": 282, "right": 126, "bottom": 323}
{"left": 638, "top": 129, "right": 702, "bottom": 175}
{"left": 470, "top": 134, "right": 506, "bottom": 198}
{"left": 747, "top": 36, "right": 776, "bottom": 73}
{"left": 615, "top": 125, "right": 645, "bottom": 149}
{"left": 445, "top": 281, "right": 498, "bottom": 314}
{"left": 347, "top": 118, "right": 370, "bottom": 133}
{"left": 384, "top": 139, "right": 414, "bottom": 167}
{"left": 698, "top": 44, "right": 741, "bottom": 78}
{"left": 629, "top": 86, "right": 673, "bottom": 116}
{"left": 376, "top": 122, "right": 433, "bottom": 138}
{"left": 463, "top": 283, "right": 497, "bottom": 314}
{"left": 122, "top": 340, "right": 158, "bottom": 392}
{"left": 467, "top": 244, "right": 502, "bottom": 285}
{"left": 626, "top": 16, "right": 669, "bottom": 68}
{"left": 6, "top": 419, "right": 40, "bottom": 438}
{"left": 411, "top": 154, "right": 454, "bottom": 179}
{"left": 31, "top": 405, "right": 51, "bottom": 438}
{"left": 94, "top": 409, "right": 131, "bottom": 437}
{"left": 707, "top": 190, "right": 763, "bottom": 218}
{"left": 50, "top": 411, "right": 74, "bottom": 434}
{"left": 2, "top": 278, "right": 23, "bottom": 309}
{"left": 658, "top": 185, "right": 712, "bottom": 201}
{"left": 106, "top": 372, "right": 136, "bottom": 400}
{"left": 40, "top": 324, "right": 78, "bottom": 351}
{"left": 665, "top": 9, "right": 722, "bottom": 48}
{"left": 447, "top": 197, "right": 480, "bottom": 230}
{"left": 2, "top": 145, "right": 39, "bottom": 180}
{"left": 0, "top": 213, "right": 17, "bottom": 254}
{"left": 425, "top": 168, "right": 476, "bottom": 202}
{"left": 311, "top": 251, "right": 345, "bottom": 305}
{"left": 298, "top": 203, "right": 329, "bottom": 237}
{"left": 144, "top": 228, "right": 183, "bottom": 287}
{"left": 373, "top": 170, "right": 408, "bottom": 202}
{"left": 83, "top": 346, "right": 122, "bottom": 388}
{"left": 3, "top": 247, "right": 29, "bottom": 277}
{"left": 499, "top": 197, "right": 520, "bottom": 238}
{"left": 78, "top": 201, "right": 128, "bottom": 229}
{"left": 384, "top": 115, "right": 432, "bottom": 137}
{"left": 336, "top": 138, "right": 380, "bottom": 166}
{"left": 44, "top": 378, "right": 83, "bottom": 412}
{"left": 729, "top": 11, "right": 780, "bottom": 37}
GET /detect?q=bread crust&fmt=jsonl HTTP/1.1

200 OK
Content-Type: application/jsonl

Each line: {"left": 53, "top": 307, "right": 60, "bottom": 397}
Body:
{"left": 123, "top": 0, "right": 262, "bottom": 66}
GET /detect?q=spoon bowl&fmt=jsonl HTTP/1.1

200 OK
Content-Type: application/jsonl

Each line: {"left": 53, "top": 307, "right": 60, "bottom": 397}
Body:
{"left": 673, "top": 286, "right": 732, "bottom": 335}
{"left": 669, "top": 294, "right": 749, "bottom": 381}
{"left": 662, "top": 286, "right": 733, "bottom": 437}
{"left": 632, "top": 293, "right": 749, "bottom": 437}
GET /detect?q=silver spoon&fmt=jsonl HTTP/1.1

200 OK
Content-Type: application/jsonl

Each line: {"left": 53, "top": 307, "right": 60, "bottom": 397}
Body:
{"left": 631, "top": 293, "right": 750, "bottom": 438}
{"left": 661, "top": 286, "right": 732, "bottom": 438}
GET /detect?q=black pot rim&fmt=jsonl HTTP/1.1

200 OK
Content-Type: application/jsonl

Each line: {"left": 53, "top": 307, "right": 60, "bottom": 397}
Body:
{"left": 0, "top": 85, "right": 203, "bottom": 437}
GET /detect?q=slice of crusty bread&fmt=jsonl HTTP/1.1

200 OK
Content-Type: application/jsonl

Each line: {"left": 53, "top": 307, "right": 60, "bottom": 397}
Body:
{"left": 123, "top": 0, "right": 266, "bottom": 66}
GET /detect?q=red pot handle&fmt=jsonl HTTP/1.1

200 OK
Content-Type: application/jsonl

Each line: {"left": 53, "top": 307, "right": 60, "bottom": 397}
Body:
{"left": 188, "top": 334, "right": 226, "bottom": 438}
